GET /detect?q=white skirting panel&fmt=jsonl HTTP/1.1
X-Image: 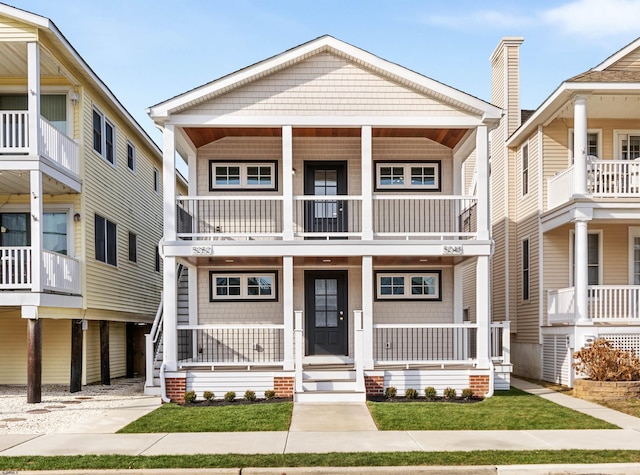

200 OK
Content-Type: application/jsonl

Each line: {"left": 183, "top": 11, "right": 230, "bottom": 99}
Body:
{"left": 383, "top": 369, "right": 473, "bottom": 395}
{"left": 186, "top": 370, "right": 294, "bottom": 399}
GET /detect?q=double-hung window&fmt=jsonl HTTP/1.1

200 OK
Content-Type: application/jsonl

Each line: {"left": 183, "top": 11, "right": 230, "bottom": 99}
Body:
{"left": 569, "top": 130, "right": 601, "bottom": 163}
{"left": 93, "top": 107, "right": 115, "bottom": 165}
{"left": 209, "top": 161, "right": 277, "bottom": 190}
{"left": 615, "top": 132, "right": 640, "bottom": 160}
{"left": 95, "top": 214, "right": 117, "bottom": 266}
{"left": 375, "top": 271, "right": 441, "bottom": 300}
{"left": 209, "top": 272, "right": 277, "bottom": 301}
{"left": 521, "top": 143, "right": 529, "bottom": 196}
{"left": 522, "top": 238, "right": 530, "bottom": 301}
{"left": 128, "top": 232, "right": 137, "bottom": 263}
{"left": 375, "top": 162, "right": 441, "bottom": 191}
{"left": 127, "top": 141, "right": 136, "bottom": 171}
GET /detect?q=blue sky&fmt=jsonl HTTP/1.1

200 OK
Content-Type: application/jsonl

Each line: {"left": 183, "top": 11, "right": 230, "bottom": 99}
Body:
{"left": 6, "top": 0, "right": 640, "bottom": 147}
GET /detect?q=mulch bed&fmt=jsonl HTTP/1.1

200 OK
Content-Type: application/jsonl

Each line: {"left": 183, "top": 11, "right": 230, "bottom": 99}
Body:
{"left": 367, "top": 395, "right": 483, "bottom": 404}
{"left": 182, "top": 397, "right": 293, "bottom": 407}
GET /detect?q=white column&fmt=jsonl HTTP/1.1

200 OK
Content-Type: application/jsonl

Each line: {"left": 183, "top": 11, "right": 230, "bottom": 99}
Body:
{"left": 361, "top": 126, "right": 373, "bottom": 240}
{"left": 453, "top": 263, "right": 463, "bottom": 323}
{"left": 282, "top": 126, "right": 294, "bottom": 240}
{"left": 294, "top": 310, "right": 303, "bottom": 393}
{"left": 163, "top": 256, "right": 177, "bottom": 371}
{"left": 163, "top": 125, "right": 177, "bottom": 241}
{"left": 573, "top": 95, "right": 588, "bottom": 196}
{"left": 476, "top": 255, "right": 490, "bottom": 369}
{"left": 283, "top": 256, "right": 294, "bottom": 370}
{"left": 574, "top": 218, "right": 590, "bottom": 323}
{"left": 476, "top": 125, "right": 490, "bottom": 240}
{"left": 362, "top": 255, "right": 374, "bottom": 369}
{"left": 187, "top": 152, "right": 197, "bottom": 196}
{"left": 30, "top": 170, "right": 43, "bottom": 292}
{"left": 27, "top": 42, "right": 40, "bottom": 157}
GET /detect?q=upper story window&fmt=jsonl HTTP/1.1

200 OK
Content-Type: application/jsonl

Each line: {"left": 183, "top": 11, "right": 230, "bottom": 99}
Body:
{"left": 209, "top": 161, "right": 277, "bottom": 191}
{"left": 521, "top": 143, "right": 529, "bottom": 196}
{"left": 0, "top": 94, "right": 68, "bottom": 134}
{"left": 375, "top": 270, "right": 441, "bottom": 301}
{"left": 522, "top": 238, "right": 530, "bottom": 301}
{"left": 95, "top": 214, "right": 117, "bottom": 266}
{"left": 615, "top": 131, "right": 640, "bottom": 160}
{"left": 93, "top": 107, "right": 115, "bottom": 165}
{"left": 127, "top": 141, "right": 136, "bottom": 171}
{"left": 153, "top": 167, "right": 160, "bottom": 193}
{"left": 128, "top": 231, "right": 137, "bottom": 263}
{"left": 374, "top": 162, "right": 441, "bottom": 191}
{"left": 209, "top": 271, "right": 278, "bottom": 301}
{"left": 569, "top": 130, "right": 601, "bottom": 163}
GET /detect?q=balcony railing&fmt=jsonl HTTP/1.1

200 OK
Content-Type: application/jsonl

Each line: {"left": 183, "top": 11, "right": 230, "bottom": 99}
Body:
{"left": 293, "top": 195, "right": 363, "bottom": 238}
{"left": 548, "top": 285, "right": 640, "bottom": 323}
{"left": 0, "top": 246, "right": 31, "bottom": 289}
{"left": 0, "top": 111, "right": 79, "bottom": 176}
{"left": 43, "top": 250, "right": 81, "bottom": 295}
{"left": 547, "top": 166, "right": 575, "bottom": 210}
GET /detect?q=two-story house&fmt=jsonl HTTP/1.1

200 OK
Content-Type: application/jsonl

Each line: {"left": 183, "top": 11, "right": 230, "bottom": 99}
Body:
{"left": 491, "top": 37, "right": 640, "bottom": 386}
{"left": 0, "top": 4, "right": 165, "bottom": 402}
{"left": 147, "top": 36, "right": 511, "bottom": 403}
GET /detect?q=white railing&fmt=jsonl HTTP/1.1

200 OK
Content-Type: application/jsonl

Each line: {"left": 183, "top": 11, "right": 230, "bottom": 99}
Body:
{"left": 547, "top": 165, "right": 575, "bottom": 210}
{"left": 39, "top": 117, "right": 79, "bottom": 175}
{"left": 176, "top": 324, "right": 285, "bottom": 367}
{"left": 0, "top": 111, "right": 28, "bottom": 153}
{"left": 548, "top": 286, "right": 640, "bottom": 323}
{"left": 42, "top": 250, "right": 81, "bottom": 295}
{"left": 589, "top": 160, "right": 640, "bottom": 197}
{"left": 373, "top": 195, "right": 477, "bottom": 239}
{"left": 490, "top": 321, "right": 510, "bottom": 364}
{"left": 293, "top": 195, "right": 363, "bottom": 238}
{"left": 0, "top": 246, "right": 31, "bottom": 289}
{"left": 146, "top": 291, "right": 164, "bottom": 388}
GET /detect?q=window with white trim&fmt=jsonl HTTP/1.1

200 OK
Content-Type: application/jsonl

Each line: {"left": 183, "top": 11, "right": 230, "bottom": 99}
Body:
{"left": 631, "top": 232, "right": 640, "bottom": 285}
{"left": 615, "top": 131, "right": 640, "bottom": 160}
{"left": 93, "top": 107, "right": 115, "bottom": 165}
{"left": 209, "top": 272, "right": 278, "bottom": 301}
{"left": 375, "top": 271, "right": 441, "bottom": 300}
{"left": 570, "top": 231, "right": 601, "bottom": 286}
{"left": 127, "top": 141, "right": 136, "bottom": 171}
{"left": 153, "top": 167, "right": 160, "bottom": 193}
{"left": 569, "top": 130, "right": 601, "bottom": 163}
{"left": 128, "top": 231, "right": 137, "bottom": 263}
{"left": 522, "top": 238, "right": 530, "bottom": 301}
{"left": 95, "top": 214, "right": 117, "bottom": 266}
{"left": 209, "top": 161, "right": 277, "bottom": 190}
{"left": 375, "top": 162, "right": 441, "bottom": 191}
{"left": 521, "top": 143, "right": 529, "bottom": 196}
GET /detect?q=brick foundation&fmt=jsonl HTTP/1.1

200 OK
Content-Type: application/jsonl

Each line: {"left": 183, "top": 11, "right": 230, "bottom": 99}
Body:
{"left": 165, "top": 377, "right": 187, "bottom": 404}
{"left": 274, "top": 376, "right": 294, "bottom": 398}
{"left": 365, "top": 375, "right": 384, "bottom": 396}
{"left": 469, "top": 375, "right": 490, "bottom": 397}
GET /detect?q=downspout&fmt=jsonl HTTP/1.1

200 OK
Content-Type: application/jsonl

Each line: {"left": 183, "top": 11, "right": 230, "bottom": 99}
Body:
{"left": 160, "top": 362, "right": 170, "bottom": 403}
{"left": 485, "top": 360, "right": 495, "bottom": 398}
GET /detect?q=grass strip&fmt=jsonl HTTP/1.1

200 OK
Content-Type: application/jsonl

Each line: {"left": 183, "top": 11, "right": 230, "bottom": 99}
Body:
{"left": 369, "top": 388, "right": 617, "bottom": 430}
{"left": 2, "top": 450, "right": 640, "bottom": 471}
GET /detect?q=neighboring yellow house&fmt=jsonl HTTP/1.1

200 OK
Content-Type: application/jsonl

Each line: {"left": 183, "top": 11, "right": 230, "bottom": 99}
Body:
{"left": 491, "top": 37, "right": 640, "bottom": 385}
{"left": 147, "top": 36, "right": 511, "bottom": 403}
{"left": 0, "top": 4, "right": 166, "bottom": 401}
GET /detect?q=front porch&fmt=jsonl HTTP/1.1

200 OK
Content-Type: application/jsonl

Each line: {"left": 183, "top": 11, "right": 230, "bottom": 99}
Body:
{"left": 548, "top": 285, "right": 640, "bottom": 324}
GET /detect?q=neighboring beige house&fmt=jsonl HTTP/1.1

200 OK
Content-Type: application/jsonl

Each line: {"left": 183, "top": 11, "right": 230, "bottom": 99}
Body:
{"left": 0, "top": 4, "right": 165, "bottom": 401}
{"left": 147, "top": 36, "right": 511, "bottom": 403}
{"left": 491, "top": 37, "right": 640, "bottom": 386}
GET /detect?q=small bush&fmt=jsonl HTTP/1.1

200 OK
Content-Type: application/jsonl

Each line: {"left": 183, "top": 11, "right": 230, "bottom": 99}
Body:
{"left": 405, "top": 387, "right": 418, "bottom": 399}
{"left": 385, "top": 386, "right": 397, "bottom": 398}
{"left": 203, "top": 391, "right": 214, "bottom": 402}
{"left": 443, "top": 387, "right": 456, "bottom": 399}
{"left": 573, "top": 338, "right": 640, "bottom": 381}
{"left": 461, "top": 388, "right": 474, "bottom": 400}
{"left": 224, "top": 391, "right": 236, "bottom": 402}
{"left": 424, "top": 386, "right": 437, "bottom": 400}
{"left": 264, "top": 389, "right": 276, "bottom": 400}
{"left": 244, "top": 389, "right": 256, "bottom": 401}
{"left": 184, "top": 390, "right": 197, "bottom": 404}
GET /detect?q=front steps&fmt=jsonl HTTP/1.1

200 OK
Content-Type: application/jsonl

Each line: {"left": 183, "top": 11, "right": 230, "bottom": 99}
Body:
{"left": 295, "top": 367, "right": 366, "bottom": 403}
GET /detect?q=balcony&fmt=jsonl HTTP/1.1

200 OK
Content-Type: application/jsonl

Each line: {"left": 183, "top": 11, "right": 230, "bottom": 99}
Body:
{"left": 0, "top": 112, "right": 79, "bottom": 176}
{"left": 547, "top": 159, "right": 640, "bottom": 209}
{"left": 547, "top": 285, "right": 640, "bottom": 324}
{"left": 0, "top": 246, "right": 81, "bottom": 295}
{"left": 176, "top": 195, "right": 478, "bottom": 241}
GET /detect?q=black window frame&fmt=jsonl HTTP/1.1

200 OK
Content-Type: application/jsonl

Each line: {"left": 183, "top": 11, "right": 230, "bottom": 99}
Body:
{"left": 95, "top": 214, "right": 117, "bottom": 266}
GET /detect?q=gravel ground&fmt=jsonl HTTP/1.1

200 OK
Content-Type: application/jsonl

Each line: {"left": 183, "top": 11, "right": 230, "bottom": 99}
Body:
{"left": 0, "top": 377, "right": 152, "bottom": 434}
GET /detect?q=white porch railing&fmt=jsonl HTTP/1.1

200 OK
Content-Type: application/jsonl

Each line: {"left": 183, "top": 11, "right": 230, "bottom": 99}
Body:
{"left": 589, "top": 160, "right": 640, "bottom": 196}
{"left": 0, "top": 246, "right": 31, "bottom": 289}
{"left": 39, "top": 117, "right": 80, "bottom": 175}
{"left": 176, "top": 324, "right": 285, "bottom": 367}
{"left": 548, "top": 285, "right": 640, "bottom": 323}
{"left": 0, "top": 111, "right": 28, "bottom": 153}
{"left": 547, "top": 165, "right": 575, "bottom": 210}
{"left": 43, "top": 250, "right": 81, "bottom": 294}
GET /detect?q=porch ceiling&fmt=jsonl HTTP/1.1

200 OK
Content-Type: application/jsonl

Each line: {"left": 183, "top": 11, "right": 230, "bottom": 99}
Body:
{"left": 555, "top": 93, "right": 640, "bottom": 120}
{"left": 0, "top": 42, "right": 68, "bottom": 78}
{"left": 183, "top": 127, "right": 468, "bottom": 149}
{"left": 179, "top": 255, "right": 468, "bottom": 267}
{"left": 0, "top": 170, "right": 73, "bottom": 194}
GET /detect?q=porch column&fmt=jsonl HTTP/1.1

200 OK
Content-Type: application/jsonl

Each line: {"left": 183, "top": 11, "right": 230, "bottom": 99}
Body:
{"left": 70, "top": 318, "right": 83, "bottom": 393}
{"left": 453, "top": 263, "right": 463, "bottom": 323}
{"left": 163, "top": 256, "right": 178, "bottom": 371}
{"left": 163, "top": 125, "right": 177, "bottom": 241}
{"left": 283, "top": 256, "right": 294, "bottom": 370}
{"left": 362, "top": 255, "right": 374, "bottom": 369}
{"left": 361, "top": 126, "right": 373, "bottom": 240}
{"left": 100, "top": 320, "right": 110, "bottom": 385}
{"left": 574, "top": 218, "right": 590, "bottom": 323}
{"left": 24, "top": 306, "right": 41, "bottom": 403}
{"left": 282, "top": 126, "right": 294, "bottom": 240}
{"left": 27, "top": 42, "right": 40, "bottom": 157}
{"left": 476, "top": 256, "right": 490, "bottom": 369}
{"left": 30, "top": 170, "right": 43, "bottom": 292}
{"left": 476, "top": 125, "right": 490, "bottom": 240}
{"left": 573, "top": 95, "right": 588, "bottom": 196}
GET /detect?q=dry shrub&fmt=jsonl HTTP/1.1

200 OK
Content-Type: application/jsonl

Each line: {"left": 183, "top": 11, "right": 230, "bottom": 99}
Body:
{"left": 573, "top": 338, "right": 640, "bottom": 381}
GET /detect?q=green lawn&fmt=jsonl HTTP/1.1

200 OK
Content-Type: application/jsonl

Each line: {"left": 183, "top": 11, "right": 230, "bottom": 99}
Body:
{"left": 368, "top": 388, "right": 618, "bottom": 430}
{"left": 118, "top": 402, "right": 293, "bottom": 433}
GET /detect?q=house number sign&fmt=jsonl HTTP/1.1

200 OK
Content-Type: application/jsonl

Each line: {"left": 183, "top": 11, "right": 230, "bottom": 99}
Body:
{"left": 442, "top": 245, "right": 463, "bottom": 255}
{"left": 192, "top": 245, "right": 213, "bottom": 255}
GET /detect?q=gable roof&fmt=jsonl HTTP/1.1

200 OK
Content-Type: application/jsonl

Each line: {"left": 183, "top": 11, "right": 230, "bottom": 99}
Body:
{"left": 148, "top": 35, "right": 501, "bottom": 123}
{"left": 593, "top": 37, "right": 640, "bottom": 71}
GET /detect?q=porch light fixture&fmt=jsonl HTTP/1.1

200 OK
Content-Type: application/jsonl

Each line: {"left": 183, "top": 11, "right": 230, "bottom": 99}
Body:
{"left": 73, "top": 213, "right": 81, "bottom": 222}
{"left": 70, "top": 91, "right": 79, "bottom": 106}
{"left": 0, "top": 226, "right": 6, "bottom": 233}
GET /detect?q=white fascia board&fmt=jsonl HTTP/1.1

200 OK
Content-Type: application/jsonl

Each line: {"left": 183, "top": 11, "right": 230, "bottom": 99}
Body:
{"left": 0, "top": 3, "right": 51, "bottom": 28}
{"left": 594, "top": 38, "right": 640, "bottom": 71}
{"left": 167, "top": 115, "right": 484, "bottom": 128}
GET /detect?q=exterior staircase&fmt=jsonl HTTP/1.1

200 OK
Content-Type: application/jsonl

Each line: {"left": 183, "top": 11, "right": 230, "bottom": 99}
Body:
{"left": 295, "top": 365, "right": 366, "bottom": 402}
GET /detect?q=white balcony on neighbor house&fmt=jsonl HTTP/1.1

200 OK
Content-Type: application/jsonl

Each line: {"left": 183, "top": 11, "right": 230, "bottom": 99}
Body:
{"left": 547, "top": 159, "right": 640, "bottom": 209}
{"left": 176, "top": 195, "right": 478, "bottom": 241}
{"left": 0, "top": 112, "right": 79, "bottom": 176}
{"left": 0, "top": 246, "right": 81, "bottom": 295}
{"left": 547, "top": 285, "right": 640, "bottom": 324}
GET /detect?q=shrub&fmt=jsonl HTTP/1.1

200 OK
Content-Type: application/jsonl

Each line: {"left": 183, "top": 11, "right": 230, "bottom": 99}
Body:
{"left": 264, "top": 389, "right": 276, "bottom": 400}
{"left": 224, "top": 391, "right": 236, "bottom": 402}
{"left": 461, "top": 388, "right": 474, "bottom": 400}
{"left": 203, "top": 391, "right": 214, "bottom": 402}
{"left": 405, "top": 387, "right": 418, "bottom": 399}
{"left": 573, "top": 338, "right": 640, "bottom": 381}
{"left": 443, "top": 387, "right": 456, "bottom": 399}
{"left": 244, "top": 389, "right": 256, "bottom": 402}
{"left": 184, "top": 390, "right": 197, "bottom": 404}
{"left": 385, "top": 386, "right": 397, "bottom": 398}
{"left": 424, "top": 386, "right": 437, "bottom": 400}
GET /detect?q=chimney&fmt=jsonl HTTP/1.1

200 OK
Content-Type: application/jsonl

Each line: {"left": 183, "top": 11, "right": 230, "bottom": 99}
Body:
{"left": 490, "top": 37, "right": 524, "bottom": 136}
